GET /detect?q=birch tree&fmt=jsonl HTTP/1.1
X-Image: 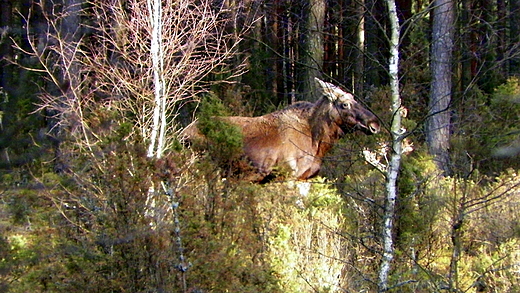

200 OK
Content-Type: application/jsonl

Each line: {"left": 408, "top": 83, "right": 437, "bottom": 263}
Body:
{"left": 19, "top": 0, "right": 251, "bottom": 255}
{"left": 17, "top": 0, "right": 248, "bottom": 161}
{"left": 88, "top": 0, "right": 248, "bottom": 160}
{"left": 14, "top": 1, "right": 252, "bottom": 290}
{"left": 378, "top": 0, "right": 402, "bottom": 290}
{"left": 146, "top": 0, "right": 167, "bottom": 158}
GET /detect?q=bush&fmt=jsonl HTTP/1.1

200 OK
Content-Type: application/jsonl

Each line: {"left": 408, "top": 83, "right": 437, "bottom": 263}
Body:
{"left": 196, "top": 94, "right": 244, "bottom": 169}
{"left": 452, "top": 78, "right": 520, "bottom": 175}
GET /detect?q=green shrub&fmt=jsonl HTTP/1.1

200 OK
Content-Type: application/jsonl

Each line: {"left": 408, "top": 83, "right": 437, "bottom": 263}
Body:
{"left": 452, "top": 79, "right": 520, "bottom": 175}
{"left": 195, "top": 94, "right": 245, "bottom": 172}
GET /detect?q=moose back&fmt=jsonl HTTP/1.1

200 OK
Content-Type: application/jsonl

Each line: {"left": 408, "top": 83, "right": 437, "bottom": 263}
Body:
{"left": 183, "top": 78, "right": 380, "bottom": 182}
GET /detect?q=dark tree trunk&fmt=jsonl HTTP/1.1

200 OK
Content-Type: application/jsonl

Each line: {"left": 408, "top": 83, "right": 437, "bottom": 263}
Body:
{"left": 460, "top": 0, "right": 473, "bottom": 92}
{"left": 0, "top": 0, "right": 13, "bottom": 94}
{"left": 510, "top": 0, "right": 520, "bottom": 75}
{"left": 365, "top": 0, "right": 387, "bottom": 87}
{"left": 497, "top": 0, "right": 507, "bottom": 76}
{"left": 478, "top": 0, "right": 502, "bottom": 92}
{"left": 354, "top": 0, "right": 366, "bottom": 97}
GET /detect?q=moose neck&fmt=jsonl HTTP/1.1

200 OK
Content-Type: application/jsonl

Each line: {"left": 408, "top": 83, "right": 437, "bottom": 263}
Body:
{"left": 310, "top": 101, "right": 346, "bottom": 158}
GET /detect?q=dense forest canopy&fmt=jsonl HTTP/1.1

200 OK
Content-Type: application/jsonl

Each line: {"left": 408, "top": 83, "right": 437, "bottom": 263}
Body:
{"left": 0, "top": 0, "right": 519, "bottom": 292}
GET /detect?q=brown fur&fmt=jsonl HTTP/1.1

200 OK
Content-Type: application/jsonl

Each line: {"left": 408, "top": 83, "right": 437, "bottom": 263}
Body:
{"left": 182, "top": 78, "right": 380, "bottom": 182}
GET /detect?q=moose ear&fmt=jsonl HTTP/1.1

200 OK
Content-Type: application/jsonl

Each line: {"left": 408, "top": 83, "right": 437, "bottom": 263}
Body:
{"left": 314, "top": 77, "right": 344, "bottom": 102}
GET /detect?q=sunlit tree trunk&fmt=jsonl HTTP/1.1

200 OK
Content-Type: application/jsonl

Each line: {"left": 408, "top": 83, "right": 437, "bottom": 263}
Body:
{"left": 378, "top": 0, "right": 402, "bottom": 290}
{"left": 427, "top": 0, "right": 455, "bottom": 175}
{"left": 146, "top": 0, "right": 167, "bottom": 159}
{"left": 299, "top": 0, "right": 325, "bottom": 101}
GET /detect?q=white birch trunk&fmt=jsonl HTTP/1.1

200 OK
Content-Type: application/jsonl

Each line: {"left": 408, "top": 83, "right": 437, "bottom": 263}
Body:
{"left": 378, "top": 0, "right": 402, "bottom": 290}
{"left": 145, "top": 0, "right": 165, "bottom": 223}
{"left": 147, "top": 0, "right": 166, "bottom": 159}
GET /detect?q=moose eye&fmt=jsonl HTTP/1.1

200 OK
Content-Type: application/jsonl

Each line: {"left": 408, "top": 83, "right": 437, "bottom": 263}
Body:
{"left": 340, "top": 102, "right": 350, "bottom": 109}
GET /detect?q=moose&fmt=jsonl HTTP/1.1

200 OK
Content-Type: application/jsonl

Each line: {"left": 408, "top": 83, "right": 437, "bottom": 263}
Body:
{"left": 183, "top": 78, "right": 380, "bottom": 182}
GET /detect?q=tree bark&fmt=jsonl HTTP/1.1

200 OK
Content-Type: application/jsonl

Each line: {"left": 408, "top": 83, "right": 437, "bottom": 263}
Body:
{"left": 354, "top": 0, "right": 365, "bottom": 97}
{"left": 365, "top": 0, "right": 387, "bottom": 87}
{"left": 511, "top": 0, "right": 520, "bottom": 75}
{"left": 448, "top": 215, "right": 463, "bottom": 291}
{"left": 497, "top": 0, "right": 507, "bottom": 76}
{"left": 427, "top": 0, "right": 455, "bottom": 175}
{"left": 299, "top": 0, "right": 326, "bottom": 101}
{"left": 0, "top": 0, "right": 13, "bottom": 94}
{"left": 460, "top": 0, "right": 473, "bottom": 92}
{"left": 146, "top": 0, "right": 167, "bottom": 159}
{"left": 378, "top": 0, "right": 402, "bottom": 291}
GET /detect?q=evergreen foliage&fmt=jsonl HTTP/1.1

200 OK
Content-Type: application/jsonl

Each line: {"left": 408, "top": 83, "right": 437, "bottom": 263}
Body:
{"left": 197, "top": 94, "right": 244, "bottom": 153}
{"left": 195, "top": 94, "right": 245, "bottom": 172}
{"left": 453, "top": 77, "right": 520, "bottom": 174}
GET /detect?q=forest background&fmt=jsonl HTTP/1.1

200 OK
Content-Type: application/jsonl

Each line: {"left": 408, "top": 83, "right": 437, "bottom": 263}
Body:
{"left": 1, "top": 0, "right": 520, "bottom": 292}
